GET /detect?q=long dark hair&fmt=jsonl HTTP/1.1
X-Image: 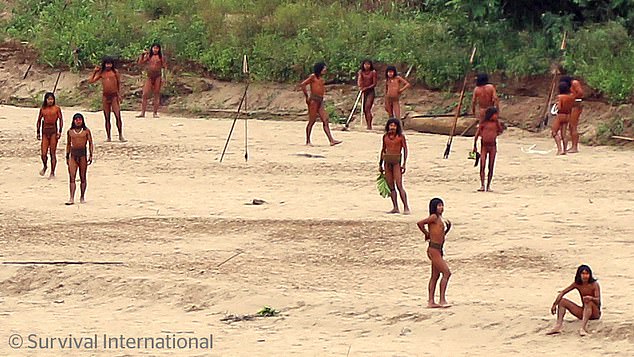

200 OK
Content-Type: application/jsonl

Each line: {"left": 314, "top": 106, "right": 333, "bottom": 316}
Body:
{"left": 560, "top": 75, "right": 573, "bottom": 86}
{"left": 313, "top": 62, "right": 326, "bottom": 77}
{"left": 149, "top": 43, "right": 163, "bottom": 59}
{"left": 559, "top": 81, "right": 571, "bottom": 94}
{"left": 71, "top": 113, "right": 88, "bottom": 130}
{"left": 575, "top": 265, "right": 597, "bottom": 285}
{"left": 384, "top": 118, "right": 402, "bottom": 136}
{"left": 360, "top": 59, "right": 374, "bottom": 71}
{"left": 429, "top": 198, "right": 444, "bottom": 216}
{"left": 100, "top": 56, "right": 116, "bottom": 72}
{"left": 484, "top": 107, "right": 498, "bottom": 121}
{"left": 42, "top": 92, "right": 55, "bottom": 107}
{"left": 386, "top": 65, "right": 397, "bottom": 79}
{"left": 476, "top": 73, "right": 489, "bottom": 86}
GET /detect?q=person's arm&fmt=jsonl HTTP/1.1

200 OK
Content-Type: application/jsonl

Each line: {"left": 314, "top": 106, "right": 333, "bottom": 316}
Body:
{"left": 471, "top": 90, "right": 477, "bottom": 116}
{"left": 492, "top": 86, "right": 500, "bottom": 111}
{"left": 87, "top": 129, "right": 94, "bottom": 165}
{"left": 36, "top": 109, "right": 43, "bottom": 140}
{"left": 379, "top": 136, "right": 386, "bottom": 173}
{"left": 496, "top": 118, "right": 504, "bottom": 134}
{"left": 583, "top": 283, "right": 601, "bottom": 306}
{"left": 299, "top": 75, "right": 314, "bottom": 103}
{"left": 445, "top": 219, "right": 452, "bottom": 234}
{"left": 370, "top": 71, "right": 377, "bottom": 90}
{"left": 137, "top": 51, "right": 149, "bottom": 64}
{"left": 417, "top": 214, "right": 437, "bottom": 241}
{"left": 551, "top": 283, "right": 576, "bottom": 314}
{"left": 357, "top": 71, "right": 363, "bottom": 91}
{"left": 88, "top": 66, "right": 101, "bottom": 83}
{"left": 65, "top": 131, "right": 71, "bottom": 165}
{"left": 401, "top": 135, "right": 408, "bottom": 174}
{"left": 57, "top": 107, "right": 63, "bottom": 140}
{"left": 398, "top": 76, "right": 411, "bottom": 93}
{"left": 473, "top": 126, "right": 481, "bottom": 151}
{"left": 115, "top": 69, "right": 121, "bottom": 94}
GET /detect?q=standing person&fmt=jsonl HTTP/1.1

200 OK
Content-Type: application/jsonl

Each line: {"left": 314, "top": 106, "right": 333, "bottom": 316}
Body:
{"left": 357, "top": 59, "right": 377, "bottom": 130}
{"left": 379, "top": 118, "right": 410, "bottom": 214}
{"left": 560, "top": 75, "right": 584, "bottom": 153}
{"left": 65, "top": 113, "right": 94, "bottom": 205}
{"left": 417, "top": 198, "right": 452, "bottom": 308}
{"left": 36, "top": 92, "right": 63, "bottom": 178}
{"left": 473, "top": 107, "right": 504, "bottom": 192}
{"left": 547, "top": 265, "right": 601, "bottom": 336}
{"left": 299, "top": 62, "right": 342, "bottom": 146}
{"left": 552, "top": 81, "right": 575, "bottom": 155}
{"left": 384, "top": 66, "right": 411, "bottom": 120}
{"left": 471, "top": 73, "right": 500, "bottom": 124}
{"left": 137, "top": 43, "right": 167, "bottom": 118}
{"left": 89, "top": 56, "right": 125, "bottom": 142}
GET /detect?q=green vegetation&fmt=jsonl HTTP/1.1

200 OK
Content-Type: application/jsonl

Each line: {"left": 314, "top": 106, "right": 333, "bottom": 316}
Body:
{"left": 3, "top": 0, "right": 634, "bottom": 103}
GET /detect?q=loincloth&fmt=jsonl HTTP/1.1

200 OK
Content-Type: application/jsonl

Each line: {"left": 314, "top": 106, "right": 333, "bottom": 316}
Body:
{"left": 102, "top": 93, "right": 119, "bottom": 104}
{"left": 383, "top": 153, "right": 401, "bottom": 165}
{"left": 309, "top": 94, "right": 324, "bottom": 108}
{"left": 42, "top": 125, "right": 57, "bottom": 137}
{"left": 428, "top": 241, "right": 444, "bottom": 256}
{"left": 71, "top": 147, "right": 87, "bottom": 165}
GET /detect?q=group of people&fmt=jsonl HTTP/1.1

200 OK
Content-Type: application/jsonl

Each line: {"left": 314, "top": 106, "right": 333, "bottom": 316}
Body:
{"left": 36, "top": 43, "right": 167, "bottom": 204}
{"left": 36, "top": 52, "right": 598, "bottom": 335}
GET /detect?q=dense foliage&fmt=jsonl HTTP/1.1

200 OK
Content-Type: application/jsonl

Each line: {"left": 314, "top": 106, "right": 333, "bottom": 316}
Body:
{"left": 4, "top": 0, "right": 634, "bottom": 103}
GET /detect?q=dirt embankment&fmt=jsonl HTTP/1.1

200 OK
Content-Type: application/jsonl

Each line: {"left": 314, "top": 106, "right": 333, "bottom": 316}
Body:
{"left": 0, "top": 40, "right": 632, "bottom": 145}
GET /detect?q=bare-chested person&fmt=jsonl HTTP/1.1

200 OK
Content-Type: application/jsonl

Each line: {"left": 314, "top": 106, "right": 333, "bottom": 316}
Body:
{"left": 137, "top": 43, "right": 167, "bottom": 118}
{"left": 552, "top": 81, "right": 575, "bottom": 155}
{"left": 379, "top": 118, "right": 410, "bottom": 214}
{"left": 547, "top": 265, "right": 601, "bottom": 336}
{"left": 89, "top": 57, "right": 125, "bottom": 142}
{"left": 357, "top": 59, "right": 377, "bottom": 129}
{"left": 560, "top": 75, "right": 584, "bottom": 153}
{"left": 384, "top": 66, "right": 411, "bottom": 120}
{"left": 417, "top": 198, "right": 452, "bottom": 308}
{"left": 36, "top": 92, "right": 63, "bottom": 178}
{"left": 471, "top": 73, "right": 500, "bottom": 124}
{"left": 299, "top": 62, "right": 342, "bottom": 146}
{"left": 65, "top": 113, "right": 94, "bottom": 205}
{"left": 473, "top": 107, "right": 504, "bottom": 192}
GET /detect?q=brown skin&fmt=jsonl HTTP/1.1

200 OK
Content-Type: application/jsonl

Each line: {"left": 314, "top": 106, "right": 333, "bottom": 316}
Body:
{"left": 384, "top": 72, "right": 411, "bottom": 119}
{"left": 473, "top": 112, "right": 504, "bottom": 192}
{"left": 552, "top": 93, "right": 575, "bottom": 155}
{"left": 547, "top": 271, "right": 601, "bottom": 336}
{"left": 36, "top": 100, "right": 63, "bottom": 178}
{"left": 472, "top": 84, "right": 500, "bottom": 123}
{"left": 65, "top": 118, "right": 94, "bottom": 205}
{"left": 379, "top": 124, "right": 409, "bottom": 214}
{"left": 357, "top": 65, "right": 377, "bottom": 129}
{"left": 417, "top": 203, "right": 452, "bottom": 308}
{"left": 568, "top": 79, "right": 584, "bottom": 153}
{"left": 137, "top": 45, "right": 167, "bottom": 118}
{"left": 299, "top": 69, "right": 341, "bottom": 146}
{"left": 89, "top": 63, "right": 125, "bottom": 142}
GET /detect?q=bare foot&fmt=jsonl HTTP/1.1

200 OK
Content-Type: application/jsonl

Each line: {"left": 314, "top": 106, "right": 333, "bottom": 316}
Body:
{"left": 305, "top": 142, "right": 313, "bottom": 147}
{"left": 330, "top": 140, "right": 342, "bottom": 146}
{"left": 477, "top": 187, "right": 485, "bottom": 192}
{"left": 578, "top": 328, "right": 588, "bottom": 336}
{"left": 136, "top": 113, "right": 145, "bottom": 118}
{"left": 39, "top": 167, "right": 47, "bottom": 176}
{"left": 546, "top": 326, "right": 562, "bottom": 335}
{"left": 427, "top": 302, "right": 443, "bottom": 309}
{"left": 153, "top": 113, "right": 159, "bottom": 118}
{"left": 106, "top": 137, "right": 112, "bottom": 142}
{"left": 568, "top": 149, "right": 579, "bottom": 154}
{"left": 48, "top": 173, "right": 55, "bottom": 180}
{"left": 556, "top": 151, "right": 566, "bottom": 156}
{"left": 65, "top": 200, "right": 74, "bottom": 206}
{"left": 119, "top": 136, "right": 127, "bottom": 142}
{"left": 403, "top": 208, "right": 411, "bottom": 215}
{"left": 387, "top": 208, "right": 400, "bottom": 214}
{"left": 486, "top": 187, "right": 492, "bottom": 192}
{"left": 80, "top": 198, "right": 86, "bottom": 204}
{"left": 342, "top": 126, "right": 350, "bottom": 131}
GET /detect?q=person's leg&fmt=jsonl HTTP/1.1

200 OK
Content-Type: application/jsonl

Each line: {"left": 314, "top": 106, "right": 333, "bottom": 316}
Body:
{"left": 40, "top": 135, "right": 49, "bottom": 175}
{"left": 560, "top": 122, "right": 569, "bottom": 155}
{"left": 385, "top": 164, "right": 398, "bottom": 213}
{"left": 317, "top": 105, "right": 341, "bottom": 146}
{"left": 79, "top": 156, "right": 88, "bottom": 203}
{"left": 427, "top": 252, "right": 441, "bottom": 308}
{"left": 137, "top": 78, "right": 151, "bottom": 117}
{"left": 393, "top": 99, "right": 401, "bottom": 120}
{"left": 552, "top": 117, "right": 563, "bottom": 155}
{"left": 568, "top": 107, "right": 581, "bottom": 153}
{"left": 152, "top": 77, "right": 162, "bottom": 117}
{"left": 364, "top": 92, "right": 375, "bottom": 130}
{"left": 49, "top": 134, "right": 58, "bottom": 178}
{"left": 103, "top": 96, "right": 112, "bottom": 141}
{"left": 112, "top": 97, "right": 125, "bottom": 141}
{"left": 429, "top": 249, "right": 451, "bottom": 305}
{"left": 486, "top": 146, "right": 497, "bottom": 191}
{"left": 547, "top": 298, "right": 583, "bottom": 334}
{"left": 385, "top": 97, "right": 393, "bottom": 117}
{"left": 478, "top": 145, "right": 487, "bottom": 191}
{"left": 579, "top": 301, "right": 600, "bottom": 336}
{"left": 393, "top": 163, "right": 410, "bottom": 214}
{"left": 305, "top": 101, "right": 318, "bottom": 145}
{"left": 66, "top": 158, "right": 79, "bottom": 205}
